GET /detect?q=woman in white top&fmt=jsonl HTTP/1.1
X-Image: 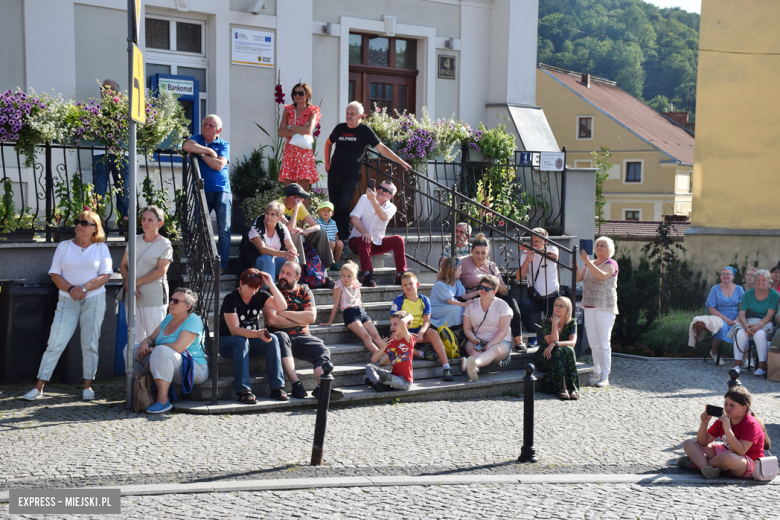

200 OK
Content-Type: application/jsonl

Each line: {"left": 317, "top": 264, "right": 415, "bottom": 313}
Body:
{"left": 249, "top": 201, "right": 298, "bottom": 280}
{"left": 23, "top": 211, "right": 113, "bottom": 401}
{"left": 575, "top": 236, "right": 619, "bottom": 388}
{"left": 460, "top": 275, "right": 513, "bottom": 382}
{"left": 120, "top": 206, "right": 173, "bottom": 344}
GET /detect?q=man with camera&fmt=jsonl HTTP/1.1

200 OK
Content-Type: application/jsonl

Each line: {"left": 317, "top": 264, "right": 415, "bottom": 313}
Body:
{"left": 517, "top": 228, "right": 560, "bottom": 346}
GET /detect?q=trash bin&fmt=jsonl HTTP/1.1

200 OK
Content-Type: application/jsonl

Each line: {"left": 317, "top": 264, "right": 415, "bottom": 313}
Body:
{"left": 0, "top": 280, "right": 59, "bottom": 383}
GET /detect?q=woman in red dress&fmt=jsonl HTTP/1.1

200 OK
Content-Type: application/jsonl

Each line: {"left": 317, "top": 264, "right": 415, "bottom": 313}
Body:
{"left": 278, "top": 83, "right": 321, "bottom": 192}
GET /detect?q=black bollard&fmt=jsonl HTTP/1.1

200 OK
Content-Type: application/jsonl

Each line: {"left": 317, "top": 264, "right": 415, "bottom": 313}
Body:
{"left": 310, "top": 361, "right": 334, "bottom": 466}
{"left": 518, "top": 363, "right": 538, "bottom": 463}
{"left": 728, "top": 367, "right": 742, "bottom": 388}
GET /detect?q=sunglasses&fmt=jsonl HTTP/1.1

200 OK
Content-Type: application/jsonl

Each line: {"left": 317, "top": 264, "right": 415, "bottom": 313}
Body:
{"left": 75, "top": 219, "right": 97, "bottom": 227}
{"left": 377, "top": 185, "right": 392, "bottom": 194}
{"left": 292, "top": 90, "right": 306, "bottom": 97}
{"left": 477, "top": 285, "right": 495, "bottom": 292}
{"left": 170, "top": 297, "right": 186, "bottom": 305}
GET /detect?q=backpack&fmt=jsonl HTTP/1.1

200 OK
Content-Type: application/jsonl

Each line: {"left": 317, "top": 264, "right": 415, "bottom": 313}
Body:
{"left": 438, "top": 322, "right": 462, "bottom": 360}
{"left": 300, "top": 243, "right": 328, "bottom": 288}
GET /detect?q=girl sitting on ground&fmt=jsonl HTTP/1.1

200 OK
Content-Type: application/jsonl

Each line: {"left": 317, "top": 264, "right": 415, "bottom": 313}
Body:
{"left": 320, "top": 261, "right": 384, "bottom": 353}
{"left": 680, "top": 386, "right": 770, "bottom": 479}
{"left": 430, "top": 257, "right": 467, "bottom": 329}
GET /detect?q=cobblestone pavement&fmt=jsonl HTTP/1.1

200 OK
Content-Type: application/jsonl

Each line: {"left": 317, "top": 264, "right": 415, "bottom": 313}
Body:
{"left": 0, "top": 358, "right": 778, "bottom": 492}
{"left": 5, "top": 483, "right": 780, "bottom": 519}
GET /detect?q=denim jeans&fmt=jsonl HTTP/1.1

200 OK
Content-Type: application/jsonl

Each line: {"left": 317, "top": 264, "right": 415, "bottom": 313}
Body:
{"left": 38, "top": 293, "right": 106, "bottom": 381}
{"left": 219, "top": 334, "right": 285, "bottom": 394}
{"left": 205, "top": 190, "right": 232, "bottom": 270}
{"left": 93, "top": 154, "right": 129, "bottom": 218}
{"left": 256, "top": 254, "right": 286, "bottom": 280}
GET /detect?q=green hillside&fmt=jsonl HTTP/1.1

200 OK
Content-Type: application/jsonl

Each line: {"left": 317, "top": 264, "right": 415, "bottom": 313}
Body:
{"left": 537, "top": 0, "right": 699, "bottom": 118}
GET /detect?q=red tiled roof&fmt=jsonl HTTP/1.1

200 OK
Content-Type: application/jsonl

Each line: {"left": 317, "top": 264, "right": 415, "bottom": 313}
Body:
{"left": 597, "top": 220, "right": 690, "bottom": 239}
{"left": 540, "top": 64, "right": 695, "bottom": 165}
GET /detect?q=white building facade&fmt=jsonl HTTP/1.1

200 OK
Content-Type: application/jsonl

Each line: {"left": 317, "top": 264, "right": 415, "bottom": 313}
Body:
{"left": 2, "top": 0, "right": 557, "bottom": 183}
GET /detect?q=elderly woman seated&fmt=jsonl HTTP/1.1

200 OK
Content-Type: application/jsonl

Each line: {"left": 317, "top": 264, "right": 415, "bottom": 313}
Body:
{"left": 532, "top": 296, "right": 579, "bottom": 400}
{"left": 127, "top": 288, "right": 208, "bottom": 413}
{"left": 460, "top": 275, "right": 513, "bottom": 382}
{"left": 701, "top": 267, "right": 744, "bottom": 365}
{"left": 729, "top": 269, "right": 778, "bottom": 376}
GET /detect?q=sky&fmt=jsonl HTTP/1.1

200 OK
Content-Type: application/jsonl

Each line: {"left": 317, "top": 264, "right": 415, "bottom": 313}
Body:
{"left": 644, "top": 0, "right": 701, "bottom": 13}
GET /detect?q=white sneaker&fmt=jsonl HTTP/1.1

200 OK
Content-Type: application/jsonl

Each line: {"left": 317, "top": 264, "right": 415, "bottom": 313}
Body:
{"left": 754, "top": 369, "right": 766, "bottom": 377}
{"left": 466, "top": 357, "right": 479, "bottom": 381}
{"left": 711, "top": 352, "right": 725, "bottom": 366}
{"left": 595, "top": 378, "right": 609, "bottom": 388}
{"left": 742, "top": 357, "right": 749, "bottom": 368}
{"left": 461, "top": 356, "right": 468, "bottom": 373}
{"left": 82, "top": 388, "right": 95, "bottom": 400}
{"left": 22, "top": 388, "right": 43, "bottom": 401}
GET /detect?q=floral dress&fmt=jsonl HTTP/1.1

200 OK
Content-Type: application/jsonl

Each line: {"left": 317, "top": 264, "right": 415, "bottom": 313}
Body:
{"left": 532, "top": 319, "right": 579, "bottom": 395}
{"left": 278, "top": 104, "right": 321, "bottom": 184}
{"left": 705, "top": 284, "right": 744, "bottom": 342}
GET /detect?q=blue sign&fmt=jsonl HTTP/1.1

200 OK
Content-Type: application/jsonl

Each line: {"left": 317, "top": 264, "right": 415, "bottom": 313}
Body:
{"left": 519, "top": 152, "right": 532, "bottom": 166}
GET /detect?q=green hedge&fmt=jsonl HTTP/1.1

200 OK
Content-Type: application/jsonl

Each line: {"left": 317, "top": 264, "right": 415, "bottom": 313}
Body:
{"left": 635, "top": 308, "right": 735, "bottom": 358}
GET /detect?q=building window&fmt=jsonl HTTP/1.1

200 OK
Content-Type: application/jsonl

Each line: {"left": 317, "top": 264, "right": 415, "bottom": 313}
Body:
{"left": 348, "top": 32, "right": 418, "bottom": 114}
{"left": 625, "top": 162, "right": 642, "bottom": 183}
{"left": 577, "top": 116, "right": 593, "bottom": 139}
{"left": 625, "top": 210, "right": 640, "bottom": 221}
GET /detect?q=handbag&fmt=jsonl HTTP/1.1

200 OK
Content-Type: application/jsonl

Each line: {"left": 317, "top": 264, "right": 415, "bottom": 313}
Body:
{"left": 289, "top": 134, "right": 313, "bottom": 150}
{"left": 132, "top": 364, "right": 157, "bottom": 412}
{"left": 752, "top": 456, "right": 778, "bottom": 481}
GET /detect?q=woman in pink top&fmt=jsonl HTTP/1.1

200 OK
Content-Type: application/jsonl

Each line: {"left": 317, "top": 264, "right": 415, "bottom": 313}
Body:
{"left": 680, "top": 386, "right": 770, "bottom": 479}
{"left": 459, "top": 233, "right": 525, "bottom": 351}
{"left": 320, "top": 261, "right": 383, "bottom": 353}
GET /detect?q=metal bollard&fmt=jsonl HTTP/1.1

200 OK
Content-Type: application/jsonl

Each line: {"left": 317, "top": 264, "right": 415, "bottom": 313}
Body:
{"left": 728, "top": 367, "right": 742, "bottom": 388}
{"left": 518, "top": 363, "right": 538, "bottom": 463}
{"left": 310, "top": 361, "right": 334, "bottom": 466}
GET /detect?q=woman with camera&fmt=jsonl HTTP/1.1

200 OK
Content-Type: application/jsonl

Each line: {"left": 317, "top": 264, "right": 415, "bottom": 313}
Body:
{"left": 460, "top": 275, "right": 513, "bottom": 382}
{"left": 532, "top": 296, "right": 579, "bottom": 400}
{"left": 680, "top": 386, "right": 770, "bottom": 479}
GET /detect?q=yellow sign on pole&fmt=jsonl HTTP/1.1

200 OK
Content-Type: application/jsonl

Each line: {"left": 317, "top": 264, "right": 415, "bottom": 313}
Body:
{"left": 134, "top": 0, "right": 142, "bottom": 42}
{"left": 131, "top": 44, "right": 145, "bottom": 124}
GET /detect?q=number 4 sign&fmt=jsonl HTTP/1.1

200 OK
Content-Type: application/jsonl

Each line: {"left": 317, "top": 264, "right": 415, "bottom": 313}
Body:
{"left": 438, "top": 55, "right": 456, "bottom": 79}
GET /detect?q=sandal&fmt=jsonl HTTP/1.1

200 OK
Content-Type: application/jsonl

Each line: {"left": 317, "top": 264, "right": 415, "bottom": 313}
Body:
{"left": 270, "top": 388, "right": 289, "bottom": 401}
{"left": 569, "top": 391, "right": 579, "bottom": 401}
{"left": 237, "top": 392, "right": 257, "bottom": 404}
{"left": 558, "top": 389, "right": 570, "bottom": 400}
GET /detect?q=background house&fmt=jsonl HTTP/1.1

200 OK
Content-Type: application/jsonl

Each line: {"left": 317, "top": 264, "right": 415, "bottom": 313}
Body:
{"left": 685, "top": 0, "right": 780, "bottom": 275}
{"left": 536, "top": 63, "right": 695, "bottom": 221}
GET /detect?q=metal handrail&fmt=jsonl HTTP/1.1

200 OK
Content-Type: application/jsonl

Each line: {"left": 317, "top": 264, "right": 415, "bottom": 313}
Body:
{"left": 362, "top": 149, "right": 576, "bottom": 281}
{"left": 182, "top": 154, "right": 220, "bottom": 404}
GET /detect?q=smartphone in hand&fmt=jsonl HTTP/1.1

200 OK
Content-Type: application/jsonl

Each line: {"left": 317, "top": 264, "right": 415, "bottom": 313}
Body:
{"left": 368, "top": 179, "right": 376, "bottom": 190}
{"left": 706, "top": 404, "right": 723, "bottom": 417}
{"left": 262, "top": 330, "right": 272, "bottom": 340}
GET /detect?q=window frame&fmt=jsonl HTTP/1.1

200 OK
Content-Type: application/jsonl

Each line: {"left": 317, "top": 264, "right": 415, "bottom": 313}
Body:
{"left": 624, "top": 209, "right": 641, "bottom": 221}
{"left": 623, "top": 159, "right": 644, "bottom": 184}
{"left": 576, "top": 115, "right": 594, "bottom": 140}
{"left": 348, "top": 32, "right": 418, "bottom": 72}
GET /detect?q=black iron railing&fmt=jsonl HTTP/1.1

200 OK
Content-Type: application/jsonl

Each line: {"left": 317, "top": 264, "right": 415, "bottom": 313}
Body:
{"left": 360, "top": 150, "right": 576, "bottom": 283}
{"left": 422, "top": 146, "right": 565, "bottom": 234}
{"left": 182, "top": 154, "right": 220, "bottom": 404}
{"left": 0, "top": 142, "right": 184, "bottom": 238}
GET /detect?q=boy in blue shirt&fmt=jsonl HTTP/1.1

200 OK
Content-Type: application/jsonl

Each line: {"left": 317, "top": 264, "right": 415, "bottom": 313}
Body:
{"left": 316, "top": 201, "right": 343, "bottom": 271}
{"left": 389, "top": 272, "right": 454, "bottom": 381}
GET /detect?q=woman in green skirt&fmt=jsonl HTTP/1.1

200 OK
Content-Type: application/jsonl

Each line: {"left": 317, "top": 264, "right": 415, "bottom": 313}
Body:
{"left": 532, "top": 296, "right": 579, "bottom": 401}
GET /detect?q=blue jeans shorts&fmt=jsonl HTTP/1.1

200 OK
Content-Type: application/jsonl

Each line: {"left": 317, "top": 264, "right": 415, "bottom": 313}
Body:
{"left": 343, "top": 306, "right": 371, "bottom": 326}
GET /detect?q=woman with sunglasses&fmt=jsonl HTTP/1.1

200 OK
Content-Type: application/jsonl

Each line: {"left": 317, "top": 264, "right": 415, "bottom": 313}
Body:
{"left": 127, "top": 288, "right": 209, "bottom": 413}
{"left": 23, "top": 211, "right": 112, "bottom": 401}
{"left": 459, "top": 233, "right": 525, "bottom": 352}
{"left": 460, "top": 275, "right": 514, "bottom": 381}
{"left": 532, "top": 296, "right": 579, "bottom": 400}
{"left": 278, "top": 83, "right": 321, "bottom": 193}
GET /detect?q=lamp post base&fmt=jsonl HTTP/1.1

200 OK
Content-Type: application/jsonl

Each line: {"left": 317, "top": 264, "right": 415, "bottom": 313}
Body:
{"left": 518, "top": 446, "right": 537, "bottom": 463}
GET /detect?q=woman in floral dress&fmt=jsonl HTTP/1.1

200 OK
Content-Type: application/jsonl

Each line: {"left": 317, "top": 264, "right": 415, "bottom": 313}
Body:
{"left": 532, "top": 296, "right": 580, "bottom": 401}
{"left": 278, "top": 83, "right": 321, "bottom": 192}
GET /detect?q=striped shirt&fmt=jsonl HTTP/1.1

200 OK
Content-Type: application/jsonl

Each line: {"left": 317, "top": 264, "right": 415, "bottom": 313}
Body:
{"left": 316, "top": 217, "right": 339, "bottom": 241}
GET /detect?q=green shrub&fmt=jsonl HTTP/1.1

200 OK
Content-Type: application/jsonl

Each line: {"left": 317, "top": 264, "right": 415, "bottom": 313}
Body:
{"left": 637, "top": 308, "right": 736, "bottom": 358}
{"left": 231, "top": 148, "right": 274, "bottom": 200}
{"left": 241, "top": 183, "right": 285, "bottom": 222}
{"left": 666, "top": 259, "right": 709, "bottom": 312}
{"left": 613, "top": 255, "right": 660, "bottom": 347}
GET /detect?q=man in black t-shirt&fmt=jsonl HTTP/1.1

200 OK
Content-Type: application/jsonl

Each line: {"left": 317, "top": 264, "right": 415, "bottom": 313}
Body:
{"left": 324, "top": 101, "right": 410, "bottom": 240}
{"left": 218, "top": 269, "right": 290, "bottom": 403}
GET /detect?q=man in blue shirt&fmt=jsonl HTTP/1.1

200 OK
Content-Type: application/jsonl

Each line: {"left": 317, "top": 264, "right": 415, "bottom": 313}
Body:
{"left": 183, "top": 115, "right": 231, "bottom": 274}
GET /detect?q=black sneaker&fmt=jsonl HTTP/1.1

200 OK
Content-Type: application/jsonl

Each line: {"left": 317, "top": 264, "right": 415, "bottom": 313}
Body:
{"left": 422, "top": 351, "right": 437, "bottom": 361}
{"left": 362, "top": 273, "right": 376, "bottom": 288}
{"left": 443, "top": 368, "right": 454, "bottom": 381}
{"left": 514, "top": 343, "right": 527, "bottom": 353}
{"left": 372, "top": 381, "right": 392, "bottom": 392}
{"left": 322, "top": 278, "right": 336, "bottom": 289}
{"left": 379, "top": 371, "right": 393, "bottom": 383}
{"left": 394, "top": 272, "right": 410, "bottom": 286}
{"left": 291, "top": 381, "right": 307, "bottom": 399}
{"left": 312, "top": 385, "right": 345, "bottom": 401}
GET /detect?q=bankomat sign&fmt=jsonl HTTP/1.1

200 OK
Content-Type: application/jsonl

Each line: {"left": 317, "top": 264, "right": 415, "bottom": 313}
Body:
{"left": 159, "top": 78, "right": 194, "bottom": 95}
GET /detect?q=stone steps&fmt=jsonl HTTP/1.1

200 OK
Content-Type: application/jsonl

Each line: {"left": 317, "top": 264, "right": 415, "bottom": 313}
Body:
{"left": 174, "top": 362, "right": 595, "bottom": 414}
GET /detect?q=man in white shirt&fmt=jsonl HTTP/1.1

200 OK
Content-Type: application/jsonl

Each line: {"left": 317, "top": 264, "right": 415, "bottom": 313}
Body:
{"left": 517, "top": 228, "right": 560, "bottom": 346}
{"left": 348, "top": 180, "right": 406, "bottom": 287}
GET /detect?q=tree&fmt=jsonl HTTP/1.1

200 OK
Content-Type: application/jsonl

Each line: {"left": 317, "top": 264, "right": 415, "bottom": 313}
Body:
{"left": 591, "top": 146, "right": 614, "bottom": 235}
